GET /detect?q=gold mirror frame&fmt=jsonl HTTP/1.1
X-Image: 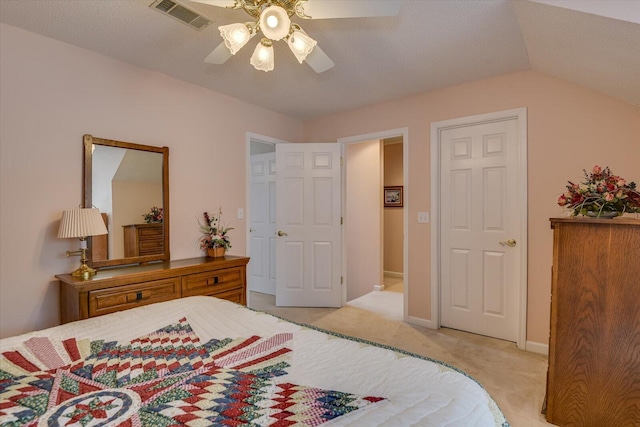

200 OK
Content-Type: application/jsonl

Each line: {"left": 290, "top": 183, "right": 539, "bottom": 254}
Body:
{"left": 84, "top": 134, "right": 170, "bottom": 268}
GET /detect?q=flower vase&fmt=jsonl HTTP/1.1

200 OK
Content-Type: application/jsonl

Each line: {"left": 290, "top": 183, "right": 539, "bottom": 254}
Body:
{"left": 207, "top": 247, "right": 226, "bottom": 258}
{"left": 585, "top": 211, "right": 619, "bottom": 219}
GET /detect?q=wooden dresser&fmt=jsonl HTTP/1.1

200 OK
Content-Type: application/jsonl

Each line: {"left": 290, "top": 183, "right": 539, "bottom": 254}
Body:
{"left": 123, "top": 223, "right": 164, "bottom": 257}
{"left": 57, "top": 256, "right": 249, "bottom": 324}
{"left": 546, "top": 217, "right": 640, "bottom": 426}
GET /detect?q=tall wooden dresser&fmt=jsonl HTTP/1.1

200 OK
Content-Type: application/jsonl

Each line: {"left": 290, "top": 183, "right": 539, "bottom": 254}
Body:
{"left": 123, "top": 223, "right": 164, "bottom": 257}
{"left": 546, "top": 217, "right": 640, "bottom": 426}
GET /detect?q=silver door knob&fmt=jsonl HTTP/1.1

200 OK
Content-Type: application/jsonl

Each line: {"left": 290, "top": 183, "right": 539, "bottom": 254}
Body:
{"left": 499, "top": 239, "right": 516, "bottom": 247}
{"left": 277, "top": 230, "right": 288, "bottom": 237}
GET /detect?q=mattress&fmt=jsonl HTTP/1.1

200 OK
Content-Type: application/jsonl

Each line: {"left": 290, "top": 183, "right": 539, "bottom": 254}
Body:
{"left": 0, "top": 296, "right": 509, "bottom": 426}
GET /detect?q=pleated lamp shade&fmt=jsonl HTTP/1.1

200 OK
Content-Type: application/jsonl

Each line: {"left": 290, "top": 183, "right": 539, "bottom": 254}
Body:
{"left": 57, "top": 208, "right": 108, "bottom": 239}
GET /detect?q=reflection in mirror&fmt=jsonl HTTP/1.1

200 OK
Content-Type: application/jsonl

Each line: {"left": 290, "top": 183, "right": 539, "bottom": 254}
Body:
{"left": 84, "top": 135, "right": 169, "bottom": 269}
{"left": 93, "top": 146, "right": 163, "bottom": 259}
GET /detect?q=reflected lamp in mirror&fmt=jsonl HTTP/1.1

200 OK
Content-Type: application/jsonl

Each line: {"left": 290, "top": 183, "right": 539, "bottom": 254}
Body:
{"left": 57, "top": 208, "right": 108, "bottom": 279}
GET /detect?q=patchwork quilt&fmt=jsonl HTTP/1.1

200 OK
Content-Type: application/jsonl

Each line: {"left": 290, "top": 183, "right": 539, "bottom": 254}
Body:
{"left": 0, "top": 297, "right": 509, "bottom": 426}
{"left": 0, "top": 319, "right": 383, "bottom": 426}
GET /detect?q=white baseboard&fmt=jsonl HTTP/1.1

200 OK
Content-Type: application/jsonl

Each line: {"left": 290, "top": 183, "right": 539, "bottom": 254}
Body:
{"left": 406, "top": 315, "right": 438, "bottom": 330}
{"left": 383, "top": 270, "right": 404, "bottom": 278}
{"left": 373, "top": 284, "right": 385, "bottom": 291}
{"left": 525, "top": 340, "right": 549, "bottom": 355}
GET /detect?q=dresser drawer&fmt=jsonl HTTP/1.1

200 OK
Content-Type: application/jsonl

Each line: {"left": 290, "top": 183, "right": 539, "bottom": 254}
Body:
{"left": 88, "top": 278, "right": 180, "bottom": 317}
{"left": 58, "top": 256, "right": 249, "bottom": 323}
{"left": 139, "top": 240, "right": 164, "bottom": 255}
{"left": 139, "top": 227, "right": 163, "bottom": 238}
{"left": 182, "top": 267, "right": 243, "bottom": 298}
{"left": 211, "top": 288, "right": 245, "bottom": 305}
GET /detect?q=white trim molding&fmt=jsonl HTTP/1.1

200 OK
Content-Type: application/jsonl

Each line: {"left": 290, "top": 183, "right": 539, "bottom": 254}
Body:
{"left": 407, "top": 315, "right": 437, "bottom": 329}
{"left": 526, "top": 341, "right": 549, "bottom": 356}
{"left": 383, "top": 270, "right": 404, "bottom": 278}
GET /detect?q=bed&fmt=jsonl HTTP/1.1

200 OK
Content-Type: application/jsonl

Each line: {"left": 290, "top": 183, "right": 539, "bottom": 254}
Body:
{"left": 0, "top": 296, "right": 509, "bottom": 426}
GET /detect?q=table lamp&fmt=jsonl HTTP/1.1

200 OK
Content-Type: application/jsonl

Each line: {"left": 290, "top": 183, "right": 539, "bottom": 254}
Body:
{"left": 57, "top": 208, "right": 108, "bottom": 279}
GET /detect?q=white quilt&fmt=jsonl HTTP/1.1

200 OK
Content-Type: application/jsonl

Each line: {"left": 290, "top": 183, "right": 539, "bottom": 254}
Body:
{"left": 0, "top": 296, "right": 509, "bottom": 426}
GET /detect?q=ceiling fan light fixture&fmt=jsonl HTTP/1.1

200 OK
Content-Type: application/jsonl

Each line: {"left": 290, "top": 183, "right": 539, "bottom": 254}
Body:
{"left": 287, "top": 29, "right": 317, "bottom": 63}
{"left": 250, "top": 38, "right": 274, "bottom": 72}
{"left": 259, "top": 5, "right": 291, "bottom": 41}
{"left": 219, "top": 23, "right": 254, "bottom": 54}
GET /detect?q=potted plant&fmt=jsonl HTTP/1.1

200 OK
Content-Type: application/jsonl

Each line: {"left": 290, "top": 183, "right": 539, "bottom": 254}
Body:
{"left": 558, "top": 165, "right": 640, "bottom": 217}
{"left": 198, "top": 207, "right": 233, "bottom": 257}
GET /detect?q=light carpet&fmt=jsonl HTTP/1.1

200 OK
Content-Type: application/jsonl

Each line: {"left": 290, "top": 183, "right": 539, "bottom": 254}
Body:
{"left": 347, "top": 291, "right": 403, "bottom": 321}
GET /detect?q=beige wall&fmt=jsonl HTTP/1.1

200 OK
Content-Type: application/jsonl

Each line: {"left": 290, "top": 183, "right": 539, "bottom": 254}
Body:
{"left": 383, "top": 142, "right": 404, "bottom": 274}
{"left": 304, "top": 71, "right": 640, "bottom": 346}
{"left": 3, "top": 23, "right": 639, "bottom": 348}
{"left": 0, "top": 24, "right": 303, "bottom": 338}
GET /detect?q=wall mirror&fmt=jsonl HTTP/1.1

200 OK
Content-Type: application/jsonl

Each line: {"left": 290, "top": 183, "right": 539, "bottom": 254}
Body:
{"left": 84, "top": 134, "right": 169, "bottom": 269}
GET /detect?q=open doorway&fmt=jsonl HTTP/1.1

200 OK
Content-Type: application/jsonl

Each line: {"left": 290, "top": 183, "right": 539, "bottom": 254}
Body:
{"left": 339, "top": 129, "right": 408, "bottom": 321}
{"left": 247, "top": 129, "right": 408, "bottom": 319}
{"left": 247, "top": 135, "right": 342, "bottom": 308}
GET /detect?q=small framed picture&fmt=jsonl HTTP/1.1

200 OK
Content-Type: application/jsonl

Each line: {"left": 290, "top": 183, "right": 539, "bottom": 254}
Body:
{"left": 384, "top": 186, "right": 403, "bottom": 207}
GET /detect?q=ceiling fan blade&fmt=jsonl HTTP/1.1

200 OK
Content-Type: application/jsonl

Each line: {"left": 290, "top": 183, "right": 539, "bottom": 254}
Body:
{"left": 305, "top": 46, "right": 335, "bottom": 73}
{"left": 204, "top": 42, "right": 233, "bottom": 64}
{"left": 297, "top": 0, "right": 401, "bottom": 19}
{"left": 187, "top": 0, "right": 235, "bottom": 7}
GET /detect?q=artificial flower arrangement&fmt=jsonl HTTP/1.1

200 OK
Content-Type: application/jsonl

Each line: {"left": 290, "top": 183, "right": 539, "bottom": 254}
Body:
{"left": 198, "top": 207, "right": 233, "bottom": 250}
{"left": 143, "top": 206, "right": 163, "bottom": 223}
{"left": 558, "top": 165, "right": 640, "bottom": 217}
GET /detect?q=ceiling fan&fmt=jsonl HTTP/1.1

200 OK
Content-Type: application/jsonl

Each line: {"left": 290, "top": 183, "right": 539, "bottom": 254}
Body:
{"left": 188, "top": 0, "right": 401, "bottom": 73}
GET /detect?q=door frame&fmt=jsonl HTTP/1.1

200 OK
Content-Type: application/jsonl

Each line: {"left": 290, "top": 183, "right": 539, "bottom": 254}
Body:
{"left": 430, "top": 108, "right": 527, "bottom": 349}
{"left": 338, "top": 128, "right": 409, "bottom": 317}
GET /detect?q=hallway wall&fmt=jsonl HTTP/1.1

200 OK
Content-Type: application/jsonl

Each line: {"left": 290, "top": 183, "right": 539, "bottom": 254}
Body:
{"left": 345, "top": 140, "right": 382, "bottom": 301}
{"left": 383, "top": 141, "right": 404, "bottom": 274}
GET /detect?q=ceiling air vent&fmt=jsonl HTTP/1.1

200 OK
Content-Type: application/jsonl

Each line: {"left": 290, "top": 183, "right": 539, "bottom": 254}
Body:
{"left": 150, "top": 0, "right": 213, "bottom": 30}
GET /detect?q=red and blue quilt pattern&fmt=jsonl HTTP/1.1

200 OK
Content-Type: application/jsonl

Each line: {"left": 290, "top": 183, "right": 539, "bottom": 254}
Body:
{"left": 0, "top": 319, "right": 384, "bottom": 426}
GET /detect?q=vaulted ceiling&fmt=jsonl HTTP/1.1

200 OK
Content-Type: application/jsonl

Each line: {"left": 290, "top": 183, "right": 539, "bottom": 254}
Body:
{"left": 1, "top": 0, "right": 638, "bottom": 119}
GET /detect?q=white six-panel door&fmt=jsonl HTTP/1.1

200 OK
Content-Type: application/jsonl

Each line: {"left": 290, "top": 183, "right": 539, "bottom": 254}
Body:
{"left": 275, "top": 143, "right": 342, "bottom": 307}
{"left": 249, "top": 152, "right": 277, "bottom": 295}
{"left": 440, "top": 118, "right": 521, "bottom": 342}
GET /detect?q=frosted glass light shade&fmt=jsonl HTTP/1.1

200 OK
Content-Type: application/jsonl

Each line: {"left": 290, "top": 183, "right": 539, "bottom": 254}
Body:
{"left": 57, "top": 208, "right": 108, "bottom": 239}
{"left": 287, "top": 30, "right": 317, "bottom": 63}
{"left": 259, "top": 5, "right": 290, "bottom": 41}
{"left": 219, "top": 23, "right": 253, "bottom": 54}
{"left": 250, "top": 38, "right": 274, "bottom": 72}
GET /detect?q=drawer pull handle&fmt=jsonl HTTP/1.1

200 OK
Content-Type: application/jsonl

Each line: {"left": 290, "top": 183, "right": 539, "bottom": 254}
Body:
{"left": 208, "top": 277, "right": 219, "bottom": 286}
{"left": 127, "top": 291, "right": 148, "bottom": 303}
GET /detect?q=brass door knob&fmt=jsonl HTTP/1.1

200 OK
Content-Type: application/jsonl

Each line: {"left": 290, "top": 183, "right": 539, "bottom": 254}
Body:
{"left": 499, "top": 239, "right": 516, "bottom": 247}
{"left": 277, "top": 230, "right": 288, "bottom": 237}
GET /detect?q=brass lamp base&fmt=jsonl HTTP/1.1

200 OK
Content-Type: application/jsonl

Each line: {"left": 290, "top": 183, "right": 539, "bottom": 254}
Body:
{"left": 70, "top": 263, "right": 97, "bottom": 280}
{"left": 66, "top": 248, "right": 96, "bottom": 280}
